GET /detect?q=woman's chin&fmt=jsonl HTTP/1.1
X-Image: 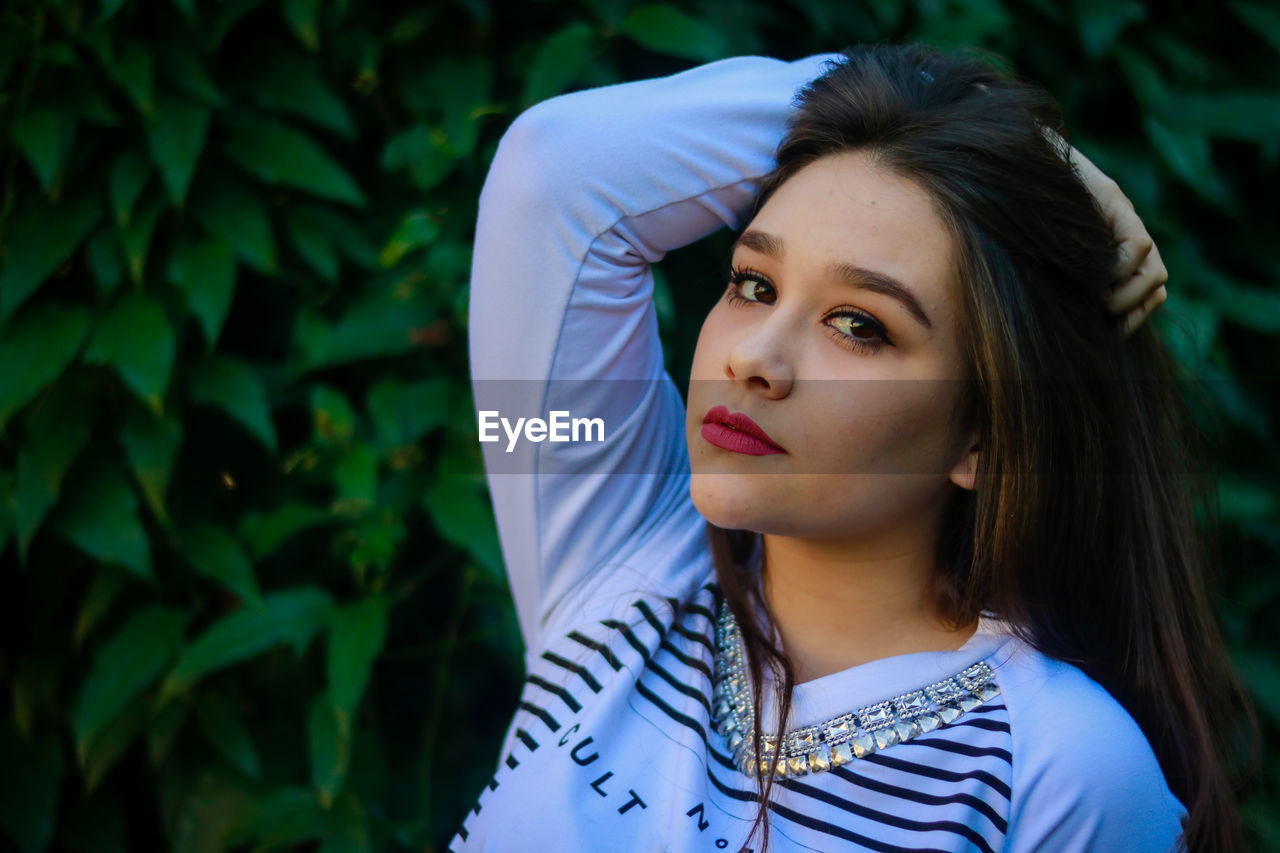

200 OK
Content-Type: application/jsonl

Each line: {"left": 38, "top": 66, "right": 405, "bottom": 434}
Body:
{"left": 689, "top": 471, "right": 773, "bottom": 531}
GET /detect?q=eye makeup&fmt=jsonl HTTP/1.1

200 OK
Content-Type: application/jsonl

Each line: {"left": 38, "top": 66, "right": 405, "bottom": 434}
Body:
{"left": 720, "top": 264, "right": 894, "bottom": 355}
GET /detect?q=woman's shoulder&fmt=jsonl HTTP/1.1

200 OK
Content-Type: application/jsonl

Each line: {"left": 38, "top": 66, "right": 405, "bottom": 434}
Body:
{"left": 991, "top": 635, "right": 1187, "bottom": 852}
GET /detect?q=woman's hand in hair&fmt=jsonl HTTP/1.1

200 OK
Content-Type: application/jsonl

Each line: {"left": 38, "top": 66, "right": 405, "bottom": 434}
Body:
{"left": 1067, "top": 144, "right": 1170, "bottom": 338}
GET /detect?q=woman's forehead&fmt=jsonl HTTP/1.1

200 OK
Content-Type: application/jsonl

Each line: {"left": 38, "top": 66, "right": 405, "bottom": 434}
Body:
{"left": 747, "top": 152, "right": 959, "bottom": 309}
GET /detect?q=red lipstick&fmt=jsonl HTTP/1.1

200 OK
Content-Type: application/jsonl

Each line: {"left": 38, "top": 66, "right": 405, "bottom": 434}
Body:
{"left": 700, "top": 405, "right": 786, "bottom": 456}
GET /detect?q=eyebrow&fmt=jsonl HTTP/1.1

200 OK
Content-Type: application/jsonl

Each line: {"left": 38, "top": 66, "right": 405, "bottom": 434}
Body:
{"left": 731, "top": 229, "right": 934, "bottom": 330}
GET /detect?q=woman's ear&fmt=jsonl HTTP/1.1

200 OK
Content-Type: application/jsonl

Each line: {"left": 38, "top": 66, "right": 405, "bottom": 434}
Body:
{"left": 949, "top": 431, "right": 980, "bottom": 492}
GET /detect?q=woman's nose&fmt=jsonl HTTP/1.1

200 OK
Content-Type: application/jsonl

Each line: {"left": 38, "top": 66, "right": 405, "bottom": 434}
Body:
{"left": 724, "top": 323, "right": 794, "bottom": 398}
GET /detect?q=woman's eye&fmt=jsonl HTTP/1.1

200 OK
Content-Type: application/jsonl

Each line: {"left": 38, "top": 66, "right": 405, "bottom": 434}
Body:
{"left": 721, "top": 264, "right": 893, "bottom": 354}
{"left": 829, "top": 313, "right": 883, "bottom": 341}
{"left": 723, "top": 267, "right": 774, "bottom": 304}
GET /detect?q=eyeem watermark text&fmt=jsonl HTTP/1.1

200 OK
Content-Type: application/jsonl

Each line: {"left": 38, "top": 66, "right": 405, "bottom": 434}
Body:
{"left": 478, "top": 410, "right": 605, "bottom": 453}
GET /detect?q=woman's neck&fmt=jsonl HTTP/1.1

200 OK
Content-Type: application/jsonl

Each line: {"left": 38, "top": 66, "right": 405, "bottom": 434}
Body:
{"left": 760, "top": 531, "right": 978, "bottom": 684}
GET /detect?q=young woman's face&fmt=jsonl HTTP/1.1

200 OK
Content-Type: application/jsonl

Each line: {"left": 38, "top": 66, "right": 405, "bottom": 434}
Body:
{"left": 685, "top": 150, "right": 977, "bottom": 545}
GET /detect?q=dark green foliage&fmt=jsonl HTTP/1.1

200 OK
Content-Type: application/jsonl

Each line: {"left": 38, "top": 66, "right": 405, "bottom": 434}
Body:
{"left": 0, "top": 0, "right": 1276, "bottom": 849}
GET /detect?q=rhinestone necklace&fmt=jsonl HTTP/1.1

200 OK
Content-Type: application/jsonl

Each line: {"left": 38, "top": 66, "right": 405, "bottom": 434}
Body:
{"left": 710, "top": 596, "right": 1002, "bottom": 779}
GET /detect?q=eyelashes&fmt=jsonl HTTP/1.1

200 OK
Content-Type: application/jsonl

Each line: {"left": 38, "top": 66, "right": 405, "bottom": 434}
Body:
{"left": 720, "top": 264, "right": 894, "bottom": 354}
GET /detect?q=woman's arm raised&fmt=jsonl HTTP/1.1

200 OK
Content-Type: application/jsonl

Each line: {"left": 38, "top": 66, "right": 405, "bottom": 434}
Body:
{"left": 468, "top": 55, "right": 840, "bottom": 649}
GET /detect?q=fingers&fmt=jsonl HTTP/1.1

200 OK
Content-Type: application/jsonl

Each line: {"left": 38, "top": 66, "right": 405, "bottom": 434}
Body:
{"left": 1087, "top": 173, "right": 1154, "bottom": 286}
{"left": 1103, "top": 240, "right": 1168, "bottom": 314}
{"left": 1067, "top": 141, "right": 1170, "bottom": 335}
{"left": 1119, "top": 283, "right": 1168, "bottom": 339}
{"left": 1068, "top": 145, "right": 1165, "bottom": 295}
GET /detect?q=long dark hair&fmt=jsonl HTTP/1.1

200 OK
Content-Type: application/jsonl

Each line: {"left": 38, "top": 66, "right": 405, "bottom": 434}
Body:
{"left": 708, "top": 42, "right": 1255, "bottom": 853}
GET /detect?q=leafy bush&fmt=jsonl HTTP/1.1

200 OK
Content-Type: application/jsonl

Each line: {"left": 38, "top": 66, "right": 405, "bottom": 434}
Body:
{"left": 0, "top": 0, "right": 1277, "bottom": 850}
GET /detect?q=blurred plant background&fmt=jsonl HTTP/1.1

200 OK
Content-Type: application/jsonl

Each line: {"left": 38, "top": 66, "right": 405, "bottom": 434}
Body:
{"left": 0, "top": 0, "right": 1277, "bottom": 849}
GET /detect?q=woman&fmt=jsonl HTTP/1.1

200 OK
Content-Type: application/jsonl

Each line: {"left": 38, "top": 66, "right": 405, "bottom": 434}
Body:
{"left": 457, "top": 44, "right": 1247, "bottom": 852}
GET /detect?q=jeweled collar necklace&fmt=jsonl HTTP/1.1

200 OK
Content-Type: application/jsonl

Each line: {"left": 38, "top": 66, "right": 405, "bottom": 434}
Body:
{"left": 711, "top": 594, "right": 1002, "bottom": 779}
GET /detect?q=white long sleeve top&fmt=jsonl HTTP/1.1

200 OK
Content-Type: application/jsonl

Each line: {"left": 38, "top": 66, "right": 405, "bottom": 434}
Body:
{"left": 454, "top": 52, "right": 1187, "bottom": 853}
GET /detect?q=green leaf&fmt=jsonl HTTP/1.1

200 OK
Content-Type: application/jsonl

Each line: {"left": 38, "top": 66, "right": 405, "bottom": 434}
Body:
{"left": 347, "top": 511, "right": 406, "bottom": 578}
{"left": 112, "top": 41, "right": 155, "bottom": 115}
{"left": 96, "top": 0, "right": 126, "bottom": 23}
{"left": 378, "top": 210, "right": 438, "bottom": 268}
{"left": 116, "top": 192, "right": 167, "bottom": 284}
{"left": 210, "top": 0, "right": 265, "bottom": 48}
{"left": 1232, "top": 648, "right": 1280, "bottom": 727}
{"left": 156, "top": 46, "right": 226, "bottom": 106}
{"left": 73, "top": 605, "right": 189, "bottom": 760}
{"left": 118, "top": 403, "right": 182, "bottom": 523}
{"left": 0, "top": 723, "right": 63, "bottom": 853}
{"left": 1162, "top": 90, "right": 1280, "bottom": 142}
{"left": 291, "top": 305, "right": 333, "bottom": 370}
{"left": 74, "top": 568, "right": 129, "bottom": 647}
{"left": 319, "top": 275, "right": 439, "bottom": 366}
{"left": 145, "top": 92, "right": 212, "bottom": 205}
{"left": 283, "top": 0, "right": 322, "bottom": 51}
{"left": 225, "top": 787, "right": 326, "bottom": 850}
{"left": 169, "top": 766, "right": 252, "bottom": 853}
{"left": 522, "top": 22, "right": 595, "bottom": 107}
{"left": 0, "top": 304, "right": 91, "bottom": 425}
{"left": 1141, "top": 117, "right": 1232, "bottom": 209}
{"left": 1113, "top": 45, "right": 1167, "bottom": 111}
{"left": 308, "top": 689, "right": 350, "bottom": 807}
{"left": 10, "top": 109, "right": 75, "bottom": 194}
{"left": 619, "top": 4, "right": 727, "bottom": 61}
{"left": 316, "top": 794, "right": 373, "bottom": 853}
{"left": 168, "top": 235, "right": 236, "bottom": 346}
{"left": 190, "top": 171, "right": 277, "bottom": 273}
{"left": 181, "top": 523, "right": 262, "bottom": 604}
{"left": 85, "top": 292, "right": 176, "bottom": 413}
{"left": 238, "top": 503, "right": 335, "bottom": 560}
{"left": 422, "top": 477, "right": 504, "bottom": 584}
{"left": 380, "top": 125, "right": 453, "bottom": 192}
{"left": 1147, "top": 34, "right": 1213, "bottom": 86}
{"left": 77, "top": 27, "right": 115, "bottom": 68}
{"left": 12, "top": 372, "right": 94, "bottom": 559}
{"left": 1217, "top": 476, "right": 1279, "bottom": 524}
{"left": 434, "top": 54, "right": 492, "bottom": 158}
{"left": 187, "top": 356, "right": 278, "bottom": 452}
{"left": 1230, "top": 0, "right": 1280, "bottom": 54}
{"left": 388, "top": 7, "right": 438, "bottom": 41}
{"left": 326, "top": 595, "right": 388, "bottom": 722}
{"left": 367, "top": 377, "right": 447, "bottom": 448}
{"left": 0, "top": 193, "right": 102, "bottom": 321}
{"left": 55, "top": 76, "right": 122, "bottom": 126}
{"left": 223, "top": 117, "right": 364, "bottom": 206}
{"left": 52, "top": 460, "right": 153, "bottom": 579}
{"left": 195, "top": 691, "right": 260, "bottom": 777}
{"left": 81, "top": 689, "right": 150, "bottom": 793}
{"left": 160, "top": 586, "right": 334, "bottom": 700}
{"left": 334, "top": 442, "right": 377, "bottom": 510}
{"left": 298, "top": 205, "right": 376, "bottom": 269}
{"left": 86, "top": 228, "right": 125, "bottom": 295}
{"left": 312, "top": 385, "right": 356, "bottom": 445}
{"left": 286, "top": 205, "right": 340, "bottom": 281}
{"left": 250, "top": 49, "right": 354, "bottom": 137}
{"left": 1075, "top": 0, "right": 1145, "bottom": 56}
{"left": 109, "top": 150, "right": 152, "bottom": 226}
{"left": 146, "top": 698, "right": 187, "bottom": 767}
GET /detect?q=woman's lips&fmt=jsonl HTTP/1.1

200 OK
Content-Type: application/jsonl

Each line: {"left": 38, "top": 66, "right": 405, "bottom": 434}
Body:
{"left": 700, "top": 405, "right": 786, "bottom": 456}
